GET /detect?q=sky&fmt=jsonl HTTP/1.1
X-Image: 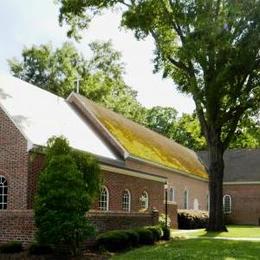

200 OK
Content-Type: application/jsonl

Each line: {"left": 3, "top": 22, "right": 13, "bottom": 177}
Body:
{"left": 0, "top": 0, "right": 195, "bottom": 115}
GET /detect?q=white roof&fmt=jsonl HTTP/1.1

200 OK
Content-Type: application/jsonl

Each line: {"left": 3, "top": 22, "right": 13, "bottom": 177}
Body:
{"left": 0, "top": 74, "right": 117, "bottom": 160}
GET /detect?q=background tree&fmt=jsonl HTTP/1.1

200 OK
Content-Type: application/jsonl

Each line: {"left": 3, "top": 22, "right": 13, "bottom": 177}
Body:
{"left": 171, "top": 113, "right": 206, "bottom": 151}
{"left": 9, "top": 41, "right": 145, "bottom": 123}
{"left": 34, "top": 136, "right": 101, "bottom": 256}
{"left": 57, "top": 0, "right": 260, "bottom": 231}
{"left": 144, "top": 106, "right": 177, "bottom": 136}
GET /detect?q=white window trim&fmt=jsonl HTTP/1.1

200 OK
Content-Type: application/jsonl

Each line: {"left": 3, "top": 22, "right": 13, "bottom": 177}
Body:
{"left": 99, "top": 186, "right": 109, "bottom": 211}
{"left": 206, "top": 193, "right": 210, "bottom": 211}
{"left": 140, "top": 191, "right": 149, "bottom": 210}
{"left": 122, "top": 189, "right": 131, "bottom": 212}
{"left": 0, "top": 175, "right": 7, "bottom": 210}
{"left": 193, "top": 198, "right": 199, "bottom": 210}
{"left": 223, "top": 194, "right": 232, "bottom": 214}
{"left": 169, "top": 187, "right": 176, "bottom": 203}
{"left": 184, "top": 189, "right": 189, "bottom": 209}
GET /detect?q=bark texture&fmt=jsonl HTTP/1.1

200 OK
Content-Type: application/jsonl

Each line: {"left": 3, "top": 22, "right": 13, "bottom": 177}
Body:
{"left": 207, "top": 130, "right": 227, "bottom": 231}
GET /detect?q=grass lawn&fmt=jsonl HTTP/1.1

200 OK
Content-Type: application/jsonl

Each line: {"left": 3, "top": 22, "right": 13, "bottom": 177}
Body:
{"left": 112, "top": 238, "right": 260, "bottom": 260}
{"left": 112, "top": 226, "right": 260, "bottom": 260}
{"left": 173, "top": 225, "right": 260, "bottom": 238}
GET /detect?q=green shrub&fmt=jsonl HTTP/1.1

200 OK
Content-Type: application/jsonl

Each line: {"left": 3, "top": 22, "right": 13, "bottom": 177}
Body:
{"left": 178, "top": 210, "right": 209, "bottom": 229}
{"left": 159, "top": 213, "right": 171, "bottom": 227}
{"left": 145, "top": 226, "right": 162, "bottom": 241}
{"left": 161, "top": 226, "right": 171, "bottom": 240}
{"left": 0, "top": 241, "right": 23, "bottom": 254}
{"left": 29, "top": 243, "right": 53, "bottom": 255}
{"left": 134, "top": 228, "right": 155, "bottom": 245}
{"left": 124, "top": 230, "right": 139, "bottom": 247}
{"left": 34, "top": 137, "right": 100, "bottom": 256}
{"left": 96, "top": 230, "right": 130, "bottom": 252}
{"left": 96, "top": 227, "right": 161, "bottom": 252}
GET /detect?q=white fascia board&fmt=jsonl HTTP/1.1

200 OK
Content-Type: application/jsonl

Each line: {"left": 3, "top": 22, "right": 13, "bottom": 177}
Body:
{"left": 67, "top": 93, "right": 129, "bottom": 159}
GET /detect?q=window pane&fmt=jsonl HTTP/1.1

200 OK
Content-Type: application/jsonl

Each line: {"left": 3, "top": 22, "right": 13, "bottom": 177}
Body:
{"left": 0, "top": 176, "right": 7, "bottom": 210}
{"left": 99, "top": 187, "right": 108, "bottom": 211}
{"left": 122, "top": 190, "right": 130, "bottom": 212}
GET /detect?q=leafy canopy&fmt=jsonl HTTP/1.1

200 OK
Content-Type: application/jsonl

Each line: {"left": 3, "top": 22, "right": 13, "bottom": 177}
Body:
{"left": 9, "top": 41, "right": 145, "bottom": 123}
{"left": 57, "top": 0, "right": 260, "bottom": 151}
{"left": 34, "top": 136, "right": 101, "bottom": 255}
{"left": 57, "top": 0, "right": 260, "bottom": 230}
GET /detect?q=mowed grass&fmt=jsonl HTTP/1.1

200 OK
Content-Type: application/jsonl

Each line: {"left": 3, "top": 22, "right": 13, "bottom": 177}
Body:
{"left": 174, "top": 225, "right": 260, "bottom": 238}
{"left": 112, "top": 238, "right": 260, "bottom": 260}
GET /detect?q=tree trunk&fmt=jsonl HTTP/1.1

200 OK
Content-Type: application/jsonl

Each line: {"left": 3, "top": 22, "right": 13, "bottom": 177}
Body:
{"left": 206, "top": 131, "right": 227, "bottom": 232}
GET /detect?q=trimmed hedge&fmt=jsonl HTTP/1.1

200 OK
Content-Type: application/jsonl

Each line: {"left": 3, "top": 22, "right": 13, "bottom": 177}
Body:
{"left": 0, "top": 241, "right": 23, "bottom": 254}
{"left": 134, "top": 228, "right": 154, "bottom": 245}
{"left": 96, "top": 226, "right": 163, "bottom": 252}
{"left": 178, "top": 210, "right": 209, "bottom": 229}
{"left": 97, "top": 230, "right": 136, "bottom": 251}
{"left": 29, "top": 243, "right": 53, "bottom": 255}
{"left": 145, "top": 226, "right": 162, "bottom": 241}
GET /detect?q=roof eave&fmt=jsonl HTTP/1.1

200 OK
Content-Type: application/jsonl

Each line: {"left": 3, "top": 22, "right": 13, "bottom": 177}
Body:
{"left": 67, "top": 93, "right": 129, "bottom": 160}
{"left": 127, "top": 155, "right": 208, "bottom": 182}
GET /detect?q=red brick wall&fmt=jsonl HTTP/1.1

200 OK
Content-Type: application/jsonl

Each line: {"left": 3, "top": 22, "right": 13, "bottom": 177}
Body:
{"left": 224, "top": 184, "right": 260, "bottom": 225}
{"left": 167, "top": 203, "right": 178, "bottom": 228}
{"left": 0, "top": 210, "right": 35, "bottom": 244}
{"left": 126, "top": 158, "right": 209, "bottom": 211}
{"left": 91, "top": 171, "right": 165, "bottom": 213}
{"left": 87, "top": 210, "right": 159, "bottom": 233}
{"left": 0, "top": 210, "right": 160, "bottom": 245}
{"left": 27, "top": 153, "right": 45, "bottom": 209}
{"left": 0, "top": 107, "right": 29, "bottom": 209}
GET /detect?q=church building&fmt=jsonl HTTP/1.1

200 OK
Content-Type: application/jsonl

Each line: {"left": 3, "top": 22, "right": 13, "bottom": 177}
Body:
{"left": 0, "top": 74, "right": 209, "bottom": 244}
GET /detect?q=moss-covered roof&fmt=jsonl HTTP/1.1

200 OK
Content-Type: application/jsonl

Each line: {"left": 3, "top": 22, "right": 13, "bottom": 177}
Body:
{"left": 74, "top": 95, "right": 208, "bottom": 179}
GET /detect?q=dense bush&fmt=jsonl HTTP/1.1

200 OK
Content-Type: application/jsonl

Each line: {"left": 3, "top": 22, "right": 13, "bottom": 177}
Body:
{"left": 145, "top": 226, "right": 162, "bottom": 241}
{"left": 178, "top": 210, "right": 209, "bottom": 229}
{"left": 0, "top": 241, "right": 23, "bottom": 254}
{"left": 29, "top": 243, "right": 53, "bottom": 255}
{"left": 134, "top": 228, "right": 155, "bottom": 245}
{"left": 124, "top": 230, "right": 140, "bottom": 247}
{"left": 96, "top": 230, "right": 131, "bottom": 252}
{"left": 34, "top": 137, "right": 100, "bottom": 256}
{"left": 96, "top": 226, "right": 163, "bottom": 252}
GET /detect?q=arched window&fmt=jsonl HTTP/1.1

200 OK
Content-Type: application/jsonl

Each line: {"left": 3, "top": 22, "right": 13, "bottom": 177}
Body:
{"left": 223, "top": 194, "right": 232, "bottom": 214}
{"left": 169, "top": 187, "right": 175, "bottom": 202}
{"left": 193, "top": 198, "right": 199, "bottom": 210}
{"left": 122, "top": 189, "right": 131, "bottom": 212}
{"left": 140, "top": 191, "right": 149, "bottom": 210}
{"left": 99, "top": 186, "right": 109, "bottom": 211}
{"left": 0, "top": 176, "right": 7, "bottom": 210}
{"left": 184, "top": 189, "right": 189, "bottom": 209}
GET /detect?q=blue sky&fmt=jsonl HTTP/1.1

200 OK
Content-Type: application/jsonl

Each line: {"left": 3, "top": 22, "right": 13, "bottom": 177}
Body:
{"left": 0, "top": 0, "right": 195, "bottom": 114}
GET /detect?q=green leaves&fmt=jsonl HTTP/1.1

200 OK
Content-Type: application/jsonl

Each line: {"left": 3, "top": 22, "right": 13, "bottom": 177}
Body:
{"left": 34, "top": 136, "right": 100, "bottom": 255}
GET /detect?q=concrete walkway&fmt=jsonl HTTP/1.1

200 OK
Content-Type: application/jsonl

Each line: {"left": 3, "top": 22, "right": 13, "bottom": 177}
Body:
{"left": 171, "top": 229, "right": 260, "bottom": 241}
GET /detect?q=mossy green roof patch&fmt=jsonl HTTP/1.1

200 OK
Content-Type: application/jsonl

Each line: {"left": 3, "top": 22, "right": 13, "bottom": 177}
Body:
{"left": 75, "top": 95, "right": 208, "bottom": 179}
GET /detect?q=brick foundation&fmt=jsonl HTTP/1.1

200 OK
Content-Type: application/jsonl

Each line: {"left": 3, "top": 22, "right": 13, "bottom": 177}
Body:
{"left": 0, "top": 209, "right": 160, "bottom": 245}
{"left": 0, "top": 210, "right": 35, "bottom": 245}
{"left": 87, "top": 210, "right": 159, "bottom": 233}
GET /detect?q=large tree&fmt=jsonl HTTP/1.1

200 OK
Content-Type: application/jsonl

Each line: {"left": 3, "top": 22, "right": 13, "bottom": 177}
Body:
{"left": 57, "top": 0, "right": 260, "bottom": 231}
{"left": 9, "top": 41, "right": 145, "bottom": 123}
